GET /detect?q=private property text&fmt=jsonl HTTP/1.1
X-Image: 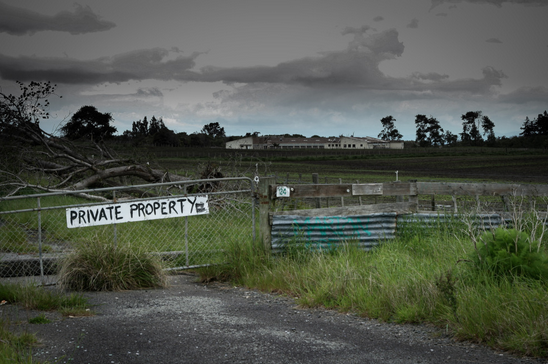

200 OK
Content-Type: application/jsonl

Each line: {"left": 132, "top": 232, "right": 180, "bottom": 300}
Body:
{"left": 66, "top": 196, "right": 208, "bottom": 228}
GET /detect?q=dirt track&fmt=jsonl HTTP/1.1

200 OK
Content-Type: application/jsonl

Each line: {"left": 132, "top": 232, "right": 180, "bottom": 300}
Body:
{"left": 3, "top": 274, "right": 546, "bottom": 364}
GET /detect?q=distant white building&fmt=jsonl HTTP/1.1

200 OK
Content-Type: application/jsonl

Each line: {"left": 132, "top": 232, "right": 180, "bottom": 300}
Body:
{"left": 225, "top": 135, "right": 404, "bottom": 150}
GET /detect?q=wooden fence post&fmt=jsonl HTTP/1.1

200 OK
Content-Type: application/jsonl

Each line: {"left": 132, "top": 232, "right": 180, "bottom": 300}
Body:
{"left": 339, "top": 178, "right": 344, "bottom": 207}
{"left": 312, "top": 173, "right": 321, "bottom": 208}
{"left": 258, "top": 176, "right": 275, "bottom": 251}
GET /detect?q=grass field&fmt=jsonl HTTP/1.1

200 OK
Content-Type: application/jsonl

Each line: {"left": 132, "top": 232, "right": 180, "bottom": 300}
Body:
{"left": 154, "top": 146, "right": 548, "bottom": 184}
{"left": 2, "top": 146, "right": 548, "bottom": 359}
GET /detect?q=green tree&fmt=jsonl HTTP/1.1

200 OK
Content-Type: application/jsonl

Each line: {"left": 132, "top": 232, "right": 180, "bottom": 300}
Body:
{"left": 201, "top": 122, "right": 226, "bottom": 139}
{"left": 415, "top": 114, "right": 445, "bottom": 147}
{"left": 460, "top": 111, "right": 494, "bottom": 146}
{"left": 378, "top": 116, "right": 402, "bottom": 141}
{"left": 61, "top": 105, "right": 117, "bottom": 141}
{"left": 149, "top": 116, "right": 163, "bottom": 136}
{"left": 520, "top": 111, "right": 548, "bottom": 136}
{"left": 132, "top": 116, "right": 149, "bottom": 137}
{"left": 443, "top": 130, "right": 458, "bottom": 146}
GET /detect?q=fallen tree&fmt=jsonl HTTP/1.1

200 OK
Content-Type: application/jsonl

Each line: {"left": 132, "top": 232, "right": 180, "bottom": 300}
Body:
{"left": 0, "top": 81, "right": 188, "bottom": 198}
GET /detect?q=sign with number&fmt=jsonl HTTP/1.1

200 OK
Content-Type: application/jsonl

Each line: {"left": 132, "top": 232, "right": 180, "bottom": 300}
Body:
{"left": 276, "top": 186, "right": 290, "bottom": 198}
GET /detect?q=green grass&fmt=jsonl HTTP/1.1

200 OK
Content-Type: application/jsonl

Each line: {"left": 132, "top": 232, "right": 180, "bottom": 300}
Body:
{"left": 28, "top": 314, "right": 50, "bottom": 324}
{"left": 0, "top": 282, "right": 89, "bottom": 314}
{"left": 0, "top": 282, "right": 91, "bottom": 363}
{"left": 199, "top": 217, "right": 548, "bottom": 358}
{"left": 0, "top": 319, "right": 40, "bottom": 363}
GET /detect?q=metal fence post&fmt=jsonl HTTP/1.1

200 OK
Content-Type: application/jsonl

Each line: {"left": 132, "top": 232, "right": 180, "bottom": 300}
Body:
{"left": 37, "top": 197, "right": 44, "bottom": 281}
{"left": 113, "top": 191, "right": 117, "bottom": 248}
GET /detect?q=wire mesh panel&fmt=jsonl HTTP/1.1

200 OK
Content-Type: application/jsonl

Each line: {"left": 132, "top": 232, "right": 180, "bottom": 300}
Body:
{"left": 0, "top": 178, "right": 255, "bottom": 278}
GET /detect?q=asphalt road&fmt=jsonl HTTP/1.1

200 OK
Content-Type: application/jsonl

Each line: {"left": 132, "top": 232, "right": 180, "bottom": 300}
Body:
{"left": 4, "top": 274, "right": 546, "bottom": 364}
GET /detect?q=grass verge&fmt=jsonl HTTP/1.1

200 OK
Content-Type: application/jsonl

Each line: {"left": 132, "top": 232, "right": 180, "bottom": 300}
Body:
{"left": 199, "top": 219, "right": 548, "bottom": 358}
{"left": 0, "top": 281, "right": 91, "bottom": 363}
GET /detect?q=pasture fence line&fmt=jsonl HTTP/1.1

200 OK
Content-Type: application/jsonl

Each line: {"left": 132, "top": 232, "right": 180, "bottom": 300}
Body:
{"left": 259, "top": 179, "right": 548, "bottom": 251}
{"left": 0, "top": 177, "right": 256, "bottom": 280}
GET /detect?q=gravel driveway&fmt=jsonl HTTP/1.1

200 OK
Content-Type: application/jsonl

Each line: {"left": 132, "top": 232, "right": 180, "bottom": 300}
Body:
{"left": 3, "top": 274, "right": 546, "bottom": 364}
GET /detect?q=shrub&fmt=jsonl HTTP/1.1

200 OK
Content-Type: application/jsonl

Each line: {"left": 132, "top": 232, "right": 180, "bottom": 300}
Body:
{"left": 470, "top": 228, "right": 548, "bottom": 280}
{"left": 59, "top": 240, "right": 167, "bottom": 291}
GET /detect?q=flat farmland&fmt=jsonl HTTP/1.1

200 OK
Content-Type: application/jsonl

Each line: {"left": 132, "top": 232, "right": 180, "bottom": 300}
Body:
{"left": 155, "top": 148, "right": 548, "bottom": 184}
{"left": 281, "top": 153, "right": 548, "bottom": 183}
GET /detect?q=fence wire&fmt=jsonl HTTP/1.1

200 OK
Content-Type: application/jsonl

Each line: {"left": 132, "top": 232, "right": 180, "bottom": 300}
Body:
{"left": 0, "top": 178, "right": 256, "bottom": 278}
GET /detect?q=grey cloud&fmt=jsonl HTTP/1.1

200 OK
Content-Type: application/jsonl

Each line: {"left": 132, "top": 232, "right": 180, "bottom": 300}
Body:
{"left": 135, "top": 88, "right": 164, "bottom": 97}
{"left": 413, "top": 66, "right": 507, "bottom": 94}
{"left": 341, "top": 25, "right": 375, "bottom": 36}
{"left": 0, "top": 27, "right": 507, "bottom": 102}
{"left": 486, "top": 37, "right": 502, "bottom": 43}
{"left": 430, "top": 0, "right": 548, "bottom": 9}
{"left": 497, "top": 86, "right": 548, "bottom": 103}
{"left": 436, "top": 12, "right": 449, "bottom": 16}
{"left": 0, "top": 2, "right": 116, "bottom": 35}
{"left": 197, "top": 28, "right": 404, "bottom": 87}
{"left": 407, "top": 18, "right": 419, "bottom": 28}
{"left": 0, "top": 48, "right": 199, "bottom": 83}
{"left": 373, "top": 16, "right": 384, "bottom": 22}
{"left": 411, "top": 72, "right": 449, "bottom": 81}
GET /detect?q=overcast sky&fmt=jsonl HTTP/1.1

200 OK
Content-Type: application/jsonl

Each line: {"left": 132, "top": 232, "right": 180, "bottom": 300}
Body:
{"left": 1, "top": 0, "right": 547, "bottom": 139}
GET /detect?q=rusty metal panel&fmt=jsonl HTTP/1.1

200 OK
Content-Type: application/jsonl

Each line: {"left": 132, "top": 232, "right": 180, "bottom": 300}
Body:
{"left": 271, "top": 212, "right": 397, "bottom": 253}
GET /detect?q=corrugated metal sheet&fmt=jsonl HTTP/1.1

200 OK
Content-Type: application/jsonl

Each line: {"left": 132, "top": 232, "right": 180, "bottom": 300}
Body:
{"left": 398, "top": 213, "right": 508, "bottom": 230}
{"left": 270, "top": 212, "right": 522, "bottom": 253}
{"left": 271, "top": 213, "right": 397, "bottom": 253}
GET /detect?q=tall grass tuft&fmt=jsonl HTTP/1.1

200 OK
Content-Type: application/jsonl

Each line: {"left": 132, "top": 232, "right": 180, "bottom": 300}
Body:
{"left": 59, "top": 240, "right": 167, "bottom": 291}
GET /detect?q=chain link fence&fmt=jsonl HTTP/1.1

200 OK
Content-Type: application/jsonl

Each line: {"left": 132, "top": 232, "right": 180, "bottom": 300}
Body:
{"left": 0, "top": 177, "right": 256, "bottom": 279}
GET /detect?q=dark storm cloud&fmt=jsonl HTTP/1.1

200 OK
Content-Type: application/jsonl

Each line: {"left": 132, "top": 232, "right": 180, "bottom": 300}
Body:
{"left": 430, "top": 0, "right": 548, "bottom": 9}
{"left": 486, "top": 38, "right": 502, "bottom": 43}
{"left": 0, "top": 2, "right": 116, "bottom": 35}
{"left": 0, "top": 27, "right": 507, "bottom": 99}
{"left": 197, "top": 28, "right": 404, "bottom": 88}
{"left": 407, "top": 18, "right": 419, "bottom": 28}
{"left": 0, "top": 48, "right": 199, "bottom": 83}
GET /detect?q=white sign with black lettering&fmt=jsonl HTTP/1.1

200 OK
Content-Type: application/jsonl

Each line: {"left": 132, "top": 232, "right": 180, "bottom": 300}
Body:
{"left": 66, "top": 196, "right": 208, "bottom": 228}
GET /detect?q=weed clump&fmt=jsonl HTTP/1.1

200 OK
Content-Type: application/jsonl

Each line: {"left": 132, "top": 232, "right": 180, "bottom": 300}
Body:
{"left": 59, "top": 240, "right": 167, "bottom": 291}
{"left": 470, "top": 227, "right": 548, "bottom": 281}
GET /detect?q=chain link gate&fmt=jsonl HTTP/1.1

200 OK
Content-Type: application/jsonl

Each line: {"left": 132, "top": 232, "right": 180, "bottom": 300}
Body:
{"left": 0, "top": 177, "right": 256, "bottom": 279}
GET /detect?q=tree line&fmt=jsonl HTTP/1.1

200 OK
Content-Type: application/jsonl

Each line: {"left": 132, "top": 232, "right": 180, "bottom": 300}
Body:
{"left": 378, "top": 111, "right": 548, "bottom": 149}
{"left": 2, "top": 81, "right": 547, "bottom": 150}
{"left": 0, "top": 81, "right": 546, "bottom": 197}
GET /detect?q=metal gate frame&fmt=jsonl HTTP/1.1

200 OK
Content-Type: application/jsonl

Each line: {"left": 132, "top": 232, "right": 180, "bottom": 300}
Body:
{"left": 0, "top": 177, "right": 256, "bottom": 280}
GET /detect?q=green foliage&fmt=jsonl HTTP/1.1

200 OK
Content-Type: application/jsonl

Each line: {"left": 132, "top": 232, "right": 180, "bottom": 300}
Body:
{"left": 198, "top": 217, "right": 548, "bottom": 358}
{"left": 378, "top": 115, "right": 402, "bottom": 141}
{"left": 60, "top": 105, "right": 116, "bottom": 141}
{"left": 28, "top": 314, "right": 50, "bottom": 325}
{"left": 470, "top": 228, "right": 548, "bottom": 280}
{"left": 0, "top": 319, "right": 39, "bottom": 363}
{"left": 59, "top": 240, "right": 167, "bottom": 291}
{"left": 0, "top": 282, "right": 88, "bottom": 312}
